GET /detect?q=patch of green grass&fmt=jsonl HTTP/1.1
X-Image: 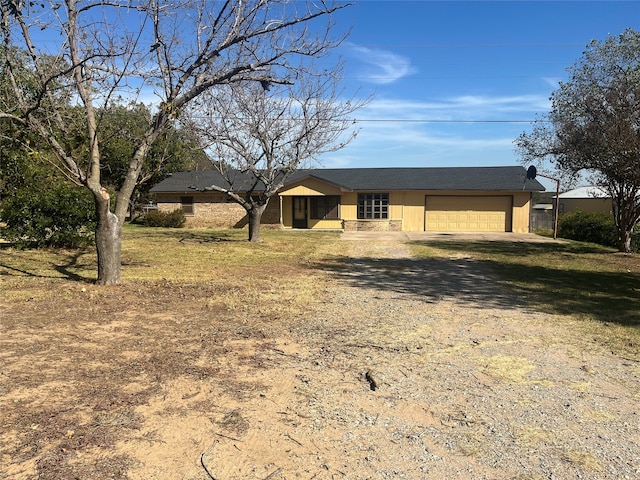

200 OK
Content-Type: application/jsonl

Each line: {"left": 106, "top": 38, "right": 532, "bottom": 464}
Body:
{"left": 0, "top": 226, "right": 344, "bottom": 303}
{"left": 0, "top": 226, "right": 341, "bottom": 281}
{"left": 0, "top": 245, "right": 97, "bottom": 301}
{"left": 120, "top": 225, "right": 343, "bottom": 280}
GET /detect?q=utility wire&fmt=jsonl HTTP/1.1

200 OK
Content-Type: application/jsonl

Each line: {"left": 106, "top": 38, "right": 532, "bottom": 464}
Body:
{"left": 340, "top": 43, "right": 584, "bottom": 49}
{"left": 353, "top": 119, "right": 546, "bottom": 123}
{"left": 186, "top": 116, "right": 547, "bottom": 123}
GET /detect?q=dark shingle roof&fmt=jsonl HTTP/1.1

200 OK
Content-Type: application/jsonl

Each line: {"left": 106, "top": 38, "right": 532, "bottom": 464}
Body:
{"left": 150, "top": 170, "right": 268, "bottom": 193}
{"left": 289, "top": 166, "right": 544, "bottom": 191}
{"left": 150, "top": 166, "right": 545, "bottom": 193}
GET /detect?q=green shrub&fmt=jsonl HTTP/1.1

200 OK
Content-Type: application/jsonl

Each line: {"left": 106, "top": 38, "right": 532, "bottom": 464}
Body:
{"left": 558, "top": 210, "right": 620, "bottom": 249}
{"left": 0, "top": 184, "right": 96, "bottom": 248}
{"left": 140, "top": 209, "right": 186, "bottom": 228}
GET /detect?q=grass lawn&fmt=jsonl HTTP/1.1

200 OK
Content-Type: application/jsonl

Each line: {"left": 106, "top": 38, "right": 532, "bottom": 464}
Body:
{"left": 2, "top": 226, "right": 638, "bottom": 328}
{"left": 2, "top": 226, "right": 638, "bottom": 347}
{"left": 0, "top": 225, "right": 345, "bottom": 299}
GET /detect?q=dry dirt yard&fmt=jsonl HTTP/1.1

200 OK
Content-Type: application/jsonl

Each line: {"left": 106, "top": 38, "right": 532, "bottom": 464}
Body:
{"left": 2, "top": 237, "right": 640, "bottom": 479}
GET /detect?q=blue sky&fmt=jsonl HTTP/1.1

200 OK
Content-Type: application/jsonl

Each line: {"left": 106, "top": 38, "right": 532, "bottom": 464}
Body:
{"left": 26, "top": 0, "right": 638, "bottom": 190}
{"left": 320, "top": 0, "right": 640, "bottom": 183}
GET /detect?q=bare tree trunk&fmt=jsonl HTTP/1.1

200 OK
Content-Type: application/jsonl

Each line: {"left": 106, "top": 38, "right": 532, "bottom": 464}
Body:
{"left": 247, "top": 204, "right": 267, "bottom": 242}
{"left": 94, "top": 189, "right": 122, "bottom": 285}
{"left": 614, "top": 201, "right": 635, "bottom": 253}
{"left": 618, "top": 228, "right": 633, "bottom": 254}
{"left": 3, "top": 1, "right": 351, "bottom": 282}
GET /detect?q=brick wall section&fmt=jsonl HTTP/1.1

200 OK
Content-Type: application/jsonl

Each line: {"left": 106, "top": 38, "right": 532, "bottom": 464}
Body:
{"left": 343, "top": 220, "right": 403, "bottom": 232}
{"left": 261, "top": 200, "right": 281, "bottom": 224}
{"left": 156, "top": 193, "right": 281, "bottom": 229}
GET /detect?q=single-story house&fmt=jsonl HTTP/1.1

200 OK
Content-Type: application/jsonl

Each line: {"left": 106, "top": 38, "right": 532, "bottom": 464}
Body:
{"left": 555, "top": 186, "right": 612, "bottom": 215}
{"left": 149, "top": 166, "right": 545, "bottom": 233}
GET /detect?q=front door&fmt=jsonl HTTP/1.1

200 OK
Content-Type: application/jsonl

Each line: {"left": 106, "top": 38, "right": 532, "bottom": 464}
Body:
{"left": 292, "top": 197, "right": 308, "bottom": 229}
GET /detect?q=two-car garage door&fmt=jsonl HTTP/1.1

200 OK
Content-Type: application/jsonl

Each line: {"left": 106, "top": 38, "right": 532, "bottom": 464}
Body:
{"left": 425, "top": 196, "right": 512, "bottom": 232}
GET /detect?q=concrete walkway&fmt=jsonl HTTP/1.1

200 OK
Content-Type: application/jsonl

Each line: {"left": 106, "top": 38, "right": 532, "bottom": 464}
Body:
{"left": 340, "top": 231, "right": 563, "bottom": 243}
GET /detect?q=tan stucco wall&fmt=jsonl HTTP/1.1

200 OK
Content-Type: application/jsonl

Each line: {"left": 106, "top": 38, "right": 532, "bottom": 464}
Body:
{"left": 281, "top": 189, "right": 533, "bottom": 232}
{"left": 157, "top": 182, "right": 534, "bottom": 233}
{"left": 389, "top": 192, "right": 404, "bottom": 221}
{"left": 308, "top": 218, "right": 344, "bottom": 229}
{"left": 400, "top": 191, "right": 429, "bottom": 232}
{"left": 340, "top": 192, "right": 357, "bottom": 221}
{"left": 282, "top": 196, "right": 293, "bottom": 228}
{"left": 279, "top": 178, "right": 343, "bottom": 196}
{"left": 559, "top": 198, "right": 613, "bottom": 214}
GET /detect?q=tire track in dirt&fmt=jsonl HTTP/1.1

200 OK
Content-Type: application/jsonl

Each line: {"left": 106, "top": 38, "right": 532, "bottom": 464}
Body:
{"left": 295, "top": 237, "right": 640, "bottom": 479}
{"left": 102, "top": 237, "right": 640, "bottom": 479}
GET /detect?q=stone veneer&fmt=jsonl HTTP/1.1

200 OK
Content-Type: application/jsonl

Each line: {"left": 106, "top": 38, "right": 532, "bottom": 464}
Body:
{"left": 342, "top": 219, "right": 402, "bottom": 232}
{"left": 157, "top": 193, "right": 281, "bottom": 229}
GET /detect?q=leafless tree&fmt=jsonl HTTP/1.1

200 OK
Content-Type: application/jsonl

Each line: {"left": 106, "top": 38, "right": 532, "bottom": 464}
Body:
{"left": 184, "top": 67, "right": 366, "bottom": 242}
{"left": 0, "top": 0, "right": 349, "bottom": 283}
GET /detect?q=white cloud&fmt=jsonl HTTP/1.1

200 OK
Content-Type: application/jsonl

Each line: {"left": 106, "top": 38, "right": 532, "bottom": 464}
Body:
{"left": 319, "top": 153, "right": 362, "bottom": 169}
{"left": 318, "top": 92, "right": 549, "bottom": 168}
{"left": 449, "top": 94, "right": 551, "bottom": 113}
{"left": 353, "top": 120, "right": 514, "bottom": 150}
{"left": 358, "top": 94, "right": 550, "bottom": 121}
{"left": 542, "top": 76, "right": 562, "bottom": 90}
{"left": 347, "top": 44, "right": 416, "bottom": 85}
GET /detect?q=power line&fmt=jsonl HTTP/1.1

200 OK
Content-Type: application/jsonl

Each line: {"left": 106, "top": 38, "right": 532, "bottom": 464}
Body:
{"left": 186, "top": 116, "right": 546, "bottom": 123}
{"left": 340, "top": 43, "right": 584, "bottom": 49}
{"left": 353, "top": 119, "right": 544, "bottom": 123}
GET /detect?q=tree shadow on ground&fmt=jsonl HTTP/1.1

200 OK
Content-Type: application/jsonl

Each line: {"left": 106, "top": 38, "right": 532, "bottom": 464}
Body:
{"left": 52, "top": 249, "right": 94, "bottom": 283}
{"left": 127, "top": 228, "right": 241, "bottom": 243}
{"left": 319, "top": 240, "right": 640, "bottom": 327}
{"left": 321, "top": 254, "right": 526, "bottom": 308}
{"left": 0, "top": 248, "right": 94, "bottom": 283}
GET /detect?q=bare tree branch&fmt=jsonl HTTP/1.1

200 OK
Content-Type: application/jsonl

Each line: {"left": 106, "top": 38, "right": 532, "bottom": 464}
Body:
{"left": 183, "top": 61, "right": 369, "bottom": 241}
{"left": 0, "top": 0, "right": 353, "bottom": 282}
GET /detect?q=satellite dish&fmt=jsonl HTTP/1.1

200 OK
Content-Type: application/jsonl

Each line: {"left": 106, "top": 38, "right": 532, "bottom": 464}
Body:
{"left": 526, "top": 165, "right": 537, "bottom": 180}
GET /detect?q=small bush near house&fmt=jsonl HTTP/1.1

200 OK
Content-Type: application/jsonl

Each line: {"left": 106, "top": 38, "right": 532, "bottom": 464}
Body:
{"left": 0, "top": 184, "right": 95, "bottom": 248}
{"left": 558, "top": 210, "right": 638, "bottom": 252}
{"left": 140, "top": 209, "right": 186, "bottom": 228}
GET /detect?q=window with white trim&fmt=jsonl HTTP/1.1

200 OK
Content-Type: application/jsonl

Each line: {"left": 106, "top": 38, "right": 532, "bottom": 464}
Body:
{"left": 357, "top": 193, "right": 389, "bottom": 219}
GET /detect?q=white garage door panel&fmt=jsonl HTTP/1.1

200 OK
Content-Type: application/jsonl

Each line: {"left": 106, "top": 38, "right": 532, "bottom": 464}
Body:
{"left": 425, "top": 196, "right": 512, "bottom": 232}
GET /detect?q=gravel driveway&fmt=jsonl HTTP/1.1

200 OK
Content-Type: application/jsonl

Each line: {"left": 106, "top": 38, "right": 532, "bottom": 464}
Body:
{"left": 5, "top": 234, "right": 637, "bottom": 480}
{"left": 198, "top": 236, "right": 640, "bottom": 479}
{"left": 283, "top": 236, "right": 640, "bottom": 479}
{"left": 340, "top": 230, "right": 564, "bottom": 243}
